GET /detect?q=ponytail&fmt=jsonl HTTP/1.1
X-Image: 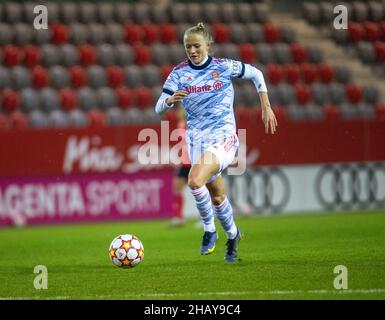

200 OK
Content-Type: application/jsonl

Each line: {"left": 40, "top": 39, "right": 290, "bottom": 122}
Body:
{"left": 184, "top": 22, "right": 214, "bottom": 45}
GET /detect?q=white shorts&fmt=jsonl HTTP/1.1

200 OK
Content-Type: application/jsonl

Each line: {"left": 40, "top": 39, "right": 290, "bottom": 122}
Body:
{"left": 189, "top": 134, "right": 239, "bottom": 183}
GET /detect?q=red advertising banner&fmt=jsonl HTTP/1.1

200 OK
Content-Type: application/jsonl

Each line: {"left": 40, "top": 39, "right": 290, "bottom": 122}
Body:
{"left": 239, "top": 116, "right": 385, "bottom": 166}
{"left": 0, "top": 117, "right": 384, "bottom": 176}
{"left": 0, "top": 170, "right": 173, "bottom": 227}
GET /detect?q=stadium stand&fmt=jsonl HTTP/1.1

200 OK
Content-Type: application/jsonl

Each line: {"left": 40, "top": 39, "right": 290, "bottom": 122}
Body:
{"left": 0, "top": 0, "right": 383, "bottom": 129}
{"left": 303, "top": 1, "right": 385, "bottom": 78}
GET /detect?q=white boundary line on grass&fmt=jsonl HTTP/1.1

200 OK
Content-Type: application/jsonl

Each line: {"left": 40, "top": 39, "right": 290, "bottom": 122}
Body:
{"left": 1, "top": 289, "right": 385, "bottom": 300}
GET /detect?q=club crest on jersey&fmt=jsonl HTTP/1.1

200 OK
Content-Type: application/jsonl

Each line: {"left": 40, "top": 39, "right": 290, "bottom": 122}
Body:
{"left": 211, "top": 71, "right": 219, "bottom": 78}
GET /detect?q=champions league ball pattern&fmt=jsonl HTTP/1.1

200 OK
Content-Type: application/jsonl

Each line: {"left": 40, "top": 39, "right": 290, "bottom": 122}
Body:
{"left": 109, "top": 234, "right": 144, "bottom": 268}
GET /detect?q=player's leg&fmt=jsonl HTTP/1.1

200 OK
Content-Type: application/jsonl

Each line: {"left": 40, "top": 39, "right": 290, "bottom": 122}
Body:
{"left": 206, "top": 175, "right": 242, "bottom": 262}
{"left": 170, "top": 166, "right": 191, "bottom": 227}
{"left": 188, "top": 151, "right": 221, "bottom": 254}
{"left": 206, "top": 175, "right": 237, "bottom": 238}
{"left": 188, "top": 150, "right": 221, "bottom": 189}
{"left": 170, "top": 175, "right": 187, "bottom": 227}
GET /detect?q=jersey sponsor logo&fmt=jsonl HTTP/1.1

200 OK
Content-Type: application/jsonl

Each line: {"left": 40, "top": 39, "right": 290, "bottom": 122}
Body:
{"left": 185, "top": 81, "right": 223, "bottom": 93}
{"left": 185, "top": 84, "right": 211, "bottom": 93}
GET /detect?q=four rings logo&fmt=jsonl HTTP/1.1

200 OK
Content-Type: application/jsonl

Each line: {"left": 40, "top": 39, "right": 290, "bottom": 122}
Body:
{"left": 315, "top": 163, "right": 385, "bottom": 210}
{"left": 225, "top": 167, "right": 290, "bottom": 213}
{"left": 224, "top": 163, "right": 385, "bottom": 214}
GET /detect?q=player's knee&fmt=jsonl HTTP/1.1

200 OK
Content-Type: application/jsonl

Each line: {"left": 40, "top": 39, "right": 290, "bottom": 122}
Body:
{"left": 211, "top": 194, "right": 226, "bottom": 206}
{"left": 188, "top": 176, "right": 204, "bottom": 190}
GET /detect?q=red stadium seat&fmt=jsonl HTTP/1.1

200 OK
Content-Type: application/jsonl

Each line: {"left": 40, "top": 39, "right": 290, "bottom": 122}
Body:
{"left": 345, "top": 83, "right": 363, "bottom": 104}
{"left": 318, "top": 63, "right": 335, "bottom": 83}
{"left": 51, "top": 23, "right": 69, "bottom": 44}
{"left": 263, "top": 23, "right": 280, "bottom": 43}
{"left": 59, "top": 88, "right": 78, "bottom": 111}
{"left": 301, "top": 63, "right": 318, "bottom": 83}
{"left": 284, "top": 64, "right": 301, "bottom": 84}
{"left": 294, "top": 83, "right": 311, "bottom": 105}
{"left": 363, "top": 22, "right": 381, "bottom": 42}
{"left": 266, "top": 63, "right": 284, "bottom": 84}
{"left": 212, "top": 23, "right": 230, "bottom": 44}
{"left": 23, "top": 45, "right": 40, "bottom": 67}
{"left": 160, "top": 65, "right": 173, "bottom": 82}
{"left": 69, "top": 66, "right": 87, "bottom": 88}
{"left": 134, "top": 87, "right": 153, "bottom": 109}
{"left": 106, "top": 66, "right": 124, "bottom": 87}
{"left": 133, "top": 44, "right": 152, "bottom": 65}
{"left": 3, "top": 45, "right": 21, "bottom": 66}
{"left": 160, "top": 23, "right": 177, "bottom": 44}
{"left": 31, "top": 66, "right": 49, "bottom": 88}
{"left": 347, "top": 22, "right": 365, "bottom": 42}
{"left": 9, "top": 111, "right": 29, "bottom": 129}
{"left": 78, "top": 44, "right": 97, "bottom": 66}
{"left": 123, "top": 23, "right": 144, "bottom": 43}
{"left": 88, "top": 110, "right": 106, "bottom": 128}
{"left": 374, "top": 41, "right": 385, "bottom": 63}
{"left": 290, "top": 43, "right": 308, "bottom": 63}
{"left": 239, "top": 43, "right": 256, "bottom": 64}
{"left": 324, "top": 104, "right": 341, "bottom": 121}
{"left": 142, "top": 24, "right": 159, "bottom": 44}
{"left": 116, "top": 87, "right": 134, "bottom": 109}
{"left": 2, "top": 89, "right": 20, "bottom": 112}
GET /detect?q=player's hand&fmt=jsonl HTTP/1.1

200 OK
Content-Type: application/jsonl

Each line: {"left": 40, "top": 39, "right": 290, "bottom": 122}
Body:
{"left": 166, "top": 90, "right": 189, "bottom": 105}
{"left": 262, "top": 106, "right": 278, "bottom": 134}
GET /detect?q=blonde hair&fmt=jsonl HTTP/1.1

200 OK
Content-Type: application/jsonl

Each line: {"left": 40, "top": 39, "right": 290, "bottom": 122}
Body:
{"left": 184, "top": 22, "right": 214, "bottom": 45}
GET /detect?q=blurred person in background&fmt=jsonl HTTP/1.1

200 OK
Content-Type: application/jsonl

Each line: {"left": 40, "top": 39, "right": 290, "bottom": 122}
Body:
{"left": 169, "top": 104, "right": 191, "bottom": 227}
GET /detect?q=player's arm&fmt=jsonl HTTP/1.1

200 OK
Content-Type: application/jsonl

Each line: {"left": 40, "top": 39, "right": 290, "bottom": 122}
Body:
{"left": 259, "top": 91, "right": 277, "bottom": 134}
{"left": 165, "top": 91, "right": 189, "bottom": 108}
{"left": 155, "top": 91, "right": 173, "bottom": 115}
{"left": 155, "top": 90, "right": 189, "bottom": 115}
{"left": 155, "top": 67, "right": 189, "bottom": 115}
{"left": 243, "top": 64, "right": 278, "bottom": 134}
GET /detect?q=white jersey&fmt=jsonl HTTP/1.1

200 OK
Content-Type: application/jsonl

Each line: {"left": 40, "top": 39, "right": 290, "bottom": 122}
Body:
{"left": 156, "top": 56, "right": 267, "bottom": 154}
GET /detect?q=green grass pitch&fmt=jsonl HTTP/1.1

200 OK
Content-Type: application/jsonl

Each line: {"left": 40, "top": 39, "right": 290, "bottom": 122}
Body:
{"left": 0, "top": 211, "right": 384, "bottom": 300}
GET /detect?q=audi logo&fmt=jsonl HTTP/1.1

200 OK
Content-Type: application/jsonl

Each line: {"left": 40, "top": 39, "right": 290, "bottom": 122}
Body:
{"left": 224, "top": 167, "right": 290, "bottom": 213}
{"left": 315, "top": 163, "right": 385, "bottom": 210}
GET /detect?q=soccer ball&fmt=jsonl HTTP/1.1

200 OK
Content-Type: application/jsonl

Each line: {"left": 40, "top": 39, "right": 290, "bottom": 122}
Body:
{"left": 109, "top": 234, "right": 144, "bottom": 268}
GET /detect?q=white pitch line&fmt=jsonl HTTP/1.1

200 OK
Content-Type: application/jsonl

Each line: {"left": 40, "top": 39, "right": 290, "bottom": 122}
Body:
{"left": 1, "top": 289, "right": 385, "bottom": 300}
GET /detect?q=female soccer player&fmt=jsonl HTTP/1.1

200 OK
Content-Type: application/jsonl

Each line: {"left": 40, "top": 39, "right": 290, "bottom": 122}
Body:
{"left": 155, "top": 23, "right": 277, "bottom": 262}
